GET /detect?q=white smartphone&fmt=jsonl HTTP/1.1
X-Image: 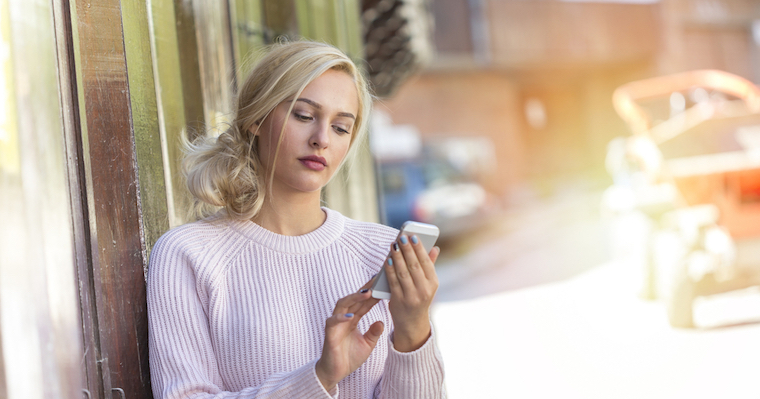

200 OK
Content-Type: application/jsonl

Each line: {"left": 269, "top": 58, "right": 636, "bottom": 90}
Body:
{"left": 371, "top": 221, "right": 440, "bottom": 300}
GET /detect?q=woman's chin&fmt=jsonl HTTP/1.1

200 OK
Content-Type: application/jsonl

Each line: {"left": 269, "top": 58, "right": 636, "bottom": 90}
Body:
{"left": 283, "top": 180, "right": 329, "bottom": 195}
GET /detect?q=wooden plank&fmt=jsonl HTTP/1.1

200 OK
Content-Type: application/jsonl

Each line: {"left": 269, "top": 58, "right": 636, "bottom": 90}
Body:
{"left": 295, "top": 0, "right": 336, "bottom": 45}
{"left": 122, "top": 0, "right": 170, "bottom": 266}
{"left": 262, "top": 0, "right": 298, "bottom": 39}
{"left": 72, "top": 0, "right": 152, "bottom": 397}
{"left": 149, "top": 0, "right": 193, "bottom": 227}
{"left": 173, "top": 0, "right": 206, "bottom": 142}
{"left": 68, "top": 1, "right": 117, "bottom": 395}
{"left": 151, "top": 0, "right": 221, "bottom": 226}
{"left": 52, "top": 0, "right": 103, "bottom": 397}
{"left": 193, "top": 0, "right": 236, "bottom": 131}
{"left": 0, "top": 0, "right": 84, "bottom": 398}
{"left": 296, "top": 0, "right": 361, "bottom": 57}
{"left": 229, "top": 0, "right": 266, "bottom": 83}
{"left": 339, "top": 0, "right": 364, "bottom": 59}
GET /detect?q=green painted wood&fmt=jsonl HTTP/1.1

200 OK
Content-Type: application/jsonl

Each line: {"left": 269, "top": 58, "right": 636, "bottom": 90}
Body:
{"left": 295, "top": 0, "right": 362, "bottom": 58}
{"left": 262, "top": 0, "right": 298, "bottom": 40}
{"left": 122, "top": 0, "right": 170, "bottom": 269}
{"left": 340, "top": 0, "right": 364, "bottom": 59}
{"left": 295, "top": 0, "right": 335, "bottom": 45}
{"left": 332, "top": 0, "right": 350, "bottom": 52}
{"left": 149, "top": 0, "right": 196, "bottom": 226}
{"left": 229, "top": 0, "right": 266, "bottom": 83}
{"left": 193, "top": 0, "right": 236, "bottom": 131}
{"left": 173, "top": 0, "right": 206, "bottom": 142}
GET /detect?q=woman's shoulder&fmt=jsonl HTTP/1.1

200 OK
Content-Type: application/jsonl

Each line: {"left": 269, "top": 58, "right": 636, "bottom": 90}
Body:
{"left": 344, "top": 218, "right": 398, "bottom": 240}
{"left": 151, "top": 212, "right": 233, "bottom": 262}
{"left": 330, "top": 209, "right": 398, "bottom": 257}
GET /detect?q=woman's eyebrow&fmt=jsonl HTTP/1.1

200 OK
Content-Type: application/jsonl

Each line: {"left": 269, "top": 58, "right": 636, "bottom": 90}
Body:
{"left": 294, "top": 98, "right": 356, "bottom": 120}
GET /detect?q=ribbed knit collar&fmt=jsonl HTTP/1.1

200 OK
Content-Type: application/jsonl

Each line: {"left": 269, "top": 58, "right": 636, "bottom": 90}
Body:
{"left": 227, "top": 207, "right": 345, "bottom": 254}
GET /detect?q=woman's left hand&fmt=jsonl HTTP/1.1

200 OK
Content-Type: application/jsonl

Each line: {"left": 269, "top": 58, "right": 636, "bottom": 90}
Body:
{"left": 384, "top": 234, "right": 440, "bottom": 352}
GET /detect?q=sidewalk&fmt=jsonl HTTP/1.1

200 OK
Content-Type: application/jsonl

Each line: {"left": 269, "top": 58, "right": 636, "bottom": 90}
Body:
{"left": 430, "top": 188, "right": 760, "bottom": 398}
{"left": 433, "top": 259, "right": 760, "bottom": 398}
{"left": 434, "top": 187, "right": 610, "bottom": 302}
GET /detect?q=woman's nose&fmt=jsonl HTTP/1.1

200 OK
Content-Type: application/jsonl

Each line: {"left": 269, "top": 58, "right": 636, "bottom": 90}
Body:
{"left": 310, "top": 123, "right": 329, "bottom": 149}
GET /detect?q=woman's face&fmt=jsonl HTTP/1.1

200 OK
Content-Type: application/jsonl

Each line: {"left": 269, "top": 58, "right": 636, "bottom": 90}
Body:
{"left": 255, "top": 69, "right": 359, "bottom": 197}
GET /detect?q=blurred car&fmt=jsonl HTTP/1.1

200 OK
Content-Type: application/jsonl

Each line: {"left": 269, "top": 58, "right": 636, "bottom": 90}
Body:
{"left": 378, "top": 156, "right": 489, "bottom": 239}
{"left": 607, "top": 69, "right": 760, "bottom": 328}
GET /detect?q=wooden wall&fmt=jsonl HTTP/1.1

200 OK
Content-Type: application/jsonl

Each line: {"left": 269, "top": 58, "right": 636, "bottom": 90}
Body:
{"left": 0, "top": 1, "right": 376, "bottom": 398}
{"left": 0, "top": 1, "right": 83, "bottom": 399}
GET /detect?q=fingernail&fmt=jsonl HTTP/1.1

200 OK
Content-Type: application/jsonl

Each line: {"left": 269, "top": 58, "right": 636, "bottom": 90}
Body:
{"left": 387, "top": 258, "right": 393, "bottom": 266}
{"left": 345, "top": 313, "right": 354, "bottom": 318}
{"left": 400, "top": 235, "right": 408, "bottom": 245}
{"left": 411, "top": 235, "right": 419, "bottom": 244}
{"left": 393, "top": 243, "right": 399, "bottom": 252}
{"left": 360, "top": 288, "right": 369, "bottom": 293}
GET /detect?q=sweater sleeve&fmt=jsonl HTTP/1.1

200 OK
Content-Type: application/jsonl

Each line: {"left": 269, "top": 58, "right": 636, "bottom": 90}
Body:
{"left": 375, "top": 326, "right": 447, "bottom": 398}
{"left": 147, "top": 233, "right": 337, "bottom": 399}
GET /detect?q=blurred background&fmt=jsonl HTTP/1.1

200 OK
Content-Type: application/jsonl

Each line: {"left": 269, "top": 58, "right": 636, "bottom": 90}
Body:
{"left": 1, "top": 0, "right": 760, "bottom": 398}
{"left": 377, "top": 1, "right": 760, "bottom": 397}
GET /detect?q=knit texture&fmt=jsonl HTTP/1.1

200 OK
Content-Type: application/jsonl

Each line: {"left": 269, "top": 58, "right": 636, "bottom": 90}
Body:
{"left": 147, "top": 208, "right": 446, "bottom": 399}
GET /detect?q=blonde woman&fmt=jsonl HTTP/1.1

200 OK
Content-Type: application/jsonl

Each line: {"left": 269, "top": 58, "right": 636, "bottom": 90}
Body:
{"left": 147, "top": 41, "right": 446, "bottom": 399}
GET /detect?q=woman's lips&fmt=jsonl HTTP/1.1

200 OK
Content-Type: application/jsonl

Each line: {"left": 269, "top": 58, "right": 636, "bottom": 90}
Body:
{"left": 299, "top": 156, "right": 327, "bottom": 171}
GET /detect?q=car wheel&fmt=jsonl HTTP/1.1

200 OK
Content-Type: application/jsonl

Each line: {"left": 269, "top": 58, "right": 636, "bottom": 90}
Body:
{"left": 666, "top": 261, "right": 695, "bottom": 328}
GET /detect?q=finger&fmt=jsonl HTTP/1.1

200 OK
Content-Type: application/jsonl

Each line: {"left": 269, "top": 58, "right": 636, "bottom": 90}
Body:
{"left": 362, "top": 321, "right": 385, "bottom": 348}
{"left": 324, "top": 311, "right": 357, "bottom": 329}
{"left": 350, "top": 276, "right": 378, "bottom": 306}
{"left": 349, "top": 295, "right": 381, "bottom": 319}
{"left": 332, "top": 290, "right": 373, "bottom": 316}
{"left": 358, "top": 277, "right": 375, "bottom": 292}
{"left": 409, "top": 236, "right": 436, "bottom": 280}
{"left": 340, "top": 295, "right": 382, "bottom": 332}
{"left": 429, "top": 246, "right": 441, "bottom": 264}
{"left": 398, "top": 234, "right": 428, "bottom": 286}
{"left": 344, "top": 291, "right": 379, "bottom": 316}
{"left": 390, "top": 239, "right": 417, "bottom": 295}
{"left": 384, "top": 252, "right": 403, "bottom": 298}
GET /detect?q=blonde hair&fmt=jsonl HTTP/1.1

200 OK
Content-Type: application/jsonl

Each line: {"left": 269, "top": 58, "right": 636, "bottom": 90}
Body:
{"left": 183, "top": 41, "right": 373, "bottom": 220}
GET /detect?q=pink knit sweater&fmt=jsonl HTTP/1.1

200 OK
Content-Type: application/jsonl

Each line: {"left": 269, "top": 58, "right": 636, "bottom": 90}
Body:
{"left": 147, "top": 208, "right": 446, "bottom": 399}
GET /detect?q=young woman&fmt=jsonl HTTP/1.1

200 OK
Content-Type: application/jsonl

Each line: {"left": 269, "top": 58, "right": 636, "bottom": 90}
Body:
{"left": 147, "top": 41, "right": 446, "bottom": 398}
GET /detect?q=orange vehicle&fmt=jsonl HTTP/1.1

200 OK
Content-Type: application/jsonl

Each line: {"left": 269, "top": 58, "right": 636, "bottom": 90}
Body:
{"left": 609, "top": 70, "right": 760, "bottom": 328}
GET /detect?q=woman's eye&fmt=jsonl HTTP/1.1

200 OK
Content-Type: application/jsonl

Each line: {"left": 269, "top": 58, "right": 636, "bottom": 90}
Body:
{"left": 294, "top": 113, "right": 312, "bottom": 121}
{"left": 333, "top": 125, "right": 350, "bottom": 135}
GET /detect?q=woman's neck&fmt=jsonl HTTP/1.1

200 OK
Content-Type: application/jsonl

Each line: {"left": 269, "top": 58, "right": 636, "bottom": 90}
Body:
{"left": 252, "top": 190, "right": 326, "bottom": 236}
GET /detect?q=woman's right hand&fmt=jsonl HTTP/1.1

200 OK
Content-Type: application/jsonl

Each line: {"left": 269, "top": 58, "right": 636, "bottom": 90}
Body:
{"left": 315, "top": 279, "right": 383, "bottom": 392}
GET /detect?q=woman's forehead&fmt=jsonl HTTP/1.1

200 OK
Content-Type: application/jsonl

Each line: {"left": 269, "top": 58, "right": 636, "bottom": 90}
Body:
{"left": 290, "top": 70, "right": 359, "bottom": 113}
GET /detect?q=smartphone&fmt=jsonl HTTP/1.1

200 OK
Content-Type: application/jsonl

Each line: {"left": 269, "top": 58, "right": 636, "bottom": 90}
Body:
{"left": 371, "top": 221, "right": 440, "bottom": 300}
